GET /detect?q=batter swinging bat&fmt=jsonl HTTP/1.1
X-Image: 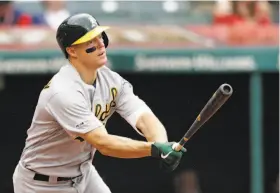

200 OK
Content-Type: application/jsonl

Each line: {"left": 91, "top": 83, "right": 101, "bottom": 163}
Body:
{"left": 173, "top": 83, "right": 233, "bottom": 151}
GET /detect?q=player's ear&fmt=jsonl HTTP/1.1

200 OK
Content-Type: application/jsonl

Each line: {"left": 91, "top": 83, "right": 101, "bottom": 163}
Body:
{"left": 66, "top": 46, "right": 77, "bottom": 58}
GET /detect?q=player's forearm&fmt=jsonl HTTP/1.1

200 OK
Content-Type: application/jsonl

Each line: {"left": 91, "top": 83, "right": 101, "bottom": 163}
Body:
{"left": 136, "top": 112, "right": 168, "bottom": 143}
{"left": 81, "top": 128, "right": 152, "bottom": 158}
{"left": 97, "top": 134, "right": 152, "bottom": 158}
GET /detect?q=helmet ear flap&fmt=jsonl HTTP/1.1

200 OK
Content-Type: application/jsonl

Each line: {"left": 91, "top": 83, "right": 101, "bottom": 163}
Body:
{"left": 64, "top": 49, "right": 69, "bottom": 59}
{"left": 97, "top": 20, "right": 109, "bottom": 48}
{"left": 102, "top": 31, "right": 109, "bottom": 48}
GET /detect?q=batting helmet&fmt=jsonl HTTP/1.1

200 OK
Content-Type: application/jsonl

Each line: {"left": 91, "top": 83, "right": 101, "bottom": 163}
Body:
{"left": 56, "top": 13, "right": 109, "bottom": 58}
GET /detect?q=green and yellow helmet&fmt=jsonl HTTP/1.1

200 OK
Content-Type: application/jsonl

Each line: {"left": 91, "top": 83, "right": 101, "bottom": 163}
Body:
{"left": 56, "top": 13, "right": 109, "bottom": 58}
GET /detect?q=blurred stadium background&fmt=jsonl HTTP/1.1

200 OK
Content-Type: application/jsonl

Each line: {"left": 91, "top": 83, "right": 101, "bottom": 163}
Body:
{"left": 0, "top": 1, "right": 278, "bottom": 193}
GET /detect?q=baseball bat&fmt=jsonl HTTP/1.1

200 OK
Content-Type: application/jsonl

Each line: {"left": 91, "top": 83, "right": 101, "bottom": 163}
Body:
{"left": 173, "top": 83, "right": 233, "bottom": 151}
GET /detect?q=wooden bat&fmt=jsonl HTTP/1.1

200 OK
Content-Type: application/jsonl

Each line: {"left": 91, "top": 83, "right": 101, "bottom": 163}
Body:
{"left": 173, "top": 83, "right": 233, "bottom": 151}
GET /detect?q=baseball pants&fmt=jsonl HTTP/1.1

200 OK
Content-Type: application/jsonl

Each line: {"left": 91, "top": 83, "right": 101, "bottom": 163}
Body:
{"left": 13, "top": 161, "right": 112, "bottom": 193}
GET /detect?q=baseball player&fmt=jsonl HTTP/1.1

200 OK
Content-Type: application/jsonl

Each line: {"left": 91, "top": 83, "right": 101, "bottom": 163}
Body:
{"left": 12, "top": 13, "right": 186, "bottom": 193}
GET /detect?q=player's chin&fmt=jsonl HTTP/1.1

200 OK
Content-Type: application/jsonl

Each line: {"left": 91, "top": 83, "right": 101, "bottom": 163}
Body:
{"left": 97, "top": 55, "right": 108, "bottom": 66}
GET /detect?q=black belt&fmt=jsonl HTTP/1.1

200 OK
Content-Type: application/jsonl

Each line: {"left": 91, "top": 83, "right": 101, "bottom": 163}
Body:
{"left": 33, "top": 173, "right": 81, "bottom": 182}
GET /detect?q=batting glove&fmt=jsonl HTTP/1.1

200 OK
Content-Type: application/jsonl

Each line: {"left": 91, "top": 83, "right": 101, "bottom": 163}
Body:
{"left": 151, "top": 142, "right": 186, "bottom": 172}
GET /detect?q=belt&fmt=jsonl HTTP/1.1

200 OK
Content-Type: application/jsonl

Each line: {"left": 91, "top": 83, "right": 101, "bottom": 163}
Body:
{"left": 33, "top": 173, "right": 82, "bottom": 182}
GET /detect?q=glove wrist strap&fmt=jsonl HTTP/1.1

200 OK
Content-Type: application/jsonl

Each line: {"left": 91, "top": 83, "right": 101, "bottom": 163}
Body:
{"left": 151, "top": 143, "right": 160, "bottom": 158}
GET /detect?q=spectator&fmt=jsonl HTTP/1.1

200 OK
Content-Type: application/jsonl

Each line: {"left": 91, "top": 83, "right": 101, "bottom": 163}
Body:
{"left": 174, "top": 169, "right": 202, "bottom": 193}
{"left": 254, "top": 1, "right": 272, "bottom": 25}
{"left": 0, "top": 1, "right": 35, "bottom": 26}
{"left": 213, "top": 0, "right": 272, "bottom": 25}
{"left": 39, "top": 0, "right": 70, "bottom": 30}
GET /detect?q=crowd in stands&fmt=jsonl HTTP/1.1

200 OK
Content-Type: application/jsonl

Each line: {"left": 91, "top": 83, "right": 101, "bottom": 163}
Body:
{"left": 213, "top": 0, "right": 273, "bottom": 26}
{"left": 0, "top": 1, "right": 278, "bottom": 28}
{"left": 0, "top": 1, "right": 69, "bottom": 29}
{"left": 0, "top": 1, "right": 277, "bottom": 47}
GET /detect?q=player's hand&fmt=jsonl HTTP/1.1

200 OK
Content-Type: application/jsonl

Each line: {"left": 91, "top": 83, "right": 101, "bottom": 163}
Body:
{"left": 151, "top": 142, "right": 186, "bottom": 172}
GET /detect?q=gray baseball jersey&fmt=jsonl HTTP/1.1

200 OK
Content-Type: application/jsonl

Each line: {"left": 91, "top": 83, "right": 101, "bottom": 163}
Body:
{"left": 19, "top": 63, "right": 151, "bottom": 177}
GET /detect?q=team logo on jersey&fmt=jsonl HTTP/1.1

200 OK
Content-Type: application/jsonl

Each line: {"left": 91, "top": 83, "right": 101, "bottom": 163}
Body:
{"left": 95, "top": 87, "right": 117, "bottom": 122}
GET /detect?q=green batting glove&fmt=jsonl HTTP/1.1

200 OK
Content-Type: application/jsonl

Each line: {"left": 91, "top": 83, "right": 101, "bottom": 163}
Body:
{"left": 151, "top": 142, "right": 186, "bottom": 172}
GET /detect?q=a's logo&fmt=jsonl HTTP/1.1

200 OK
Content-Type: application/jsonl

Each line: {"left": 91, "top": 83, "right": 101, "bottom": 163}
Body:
{"left": 95, "top": 88, "right": 117, "bottom": 122}
{"left": 161, "top": 151, "right": 172, "bottom": 159}
{"left": 89, "top": 17, "right": 97, "bottom": 28}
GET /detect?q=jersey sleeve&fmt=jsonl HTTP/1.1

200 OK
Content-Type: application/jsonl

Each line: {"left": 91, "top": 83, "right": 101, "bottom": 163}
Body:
{"left": 116, "top": 78, "right": 153, "bottom": 136}
{"left": 46, "top": 91, "right": 103, "bottom": 137}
